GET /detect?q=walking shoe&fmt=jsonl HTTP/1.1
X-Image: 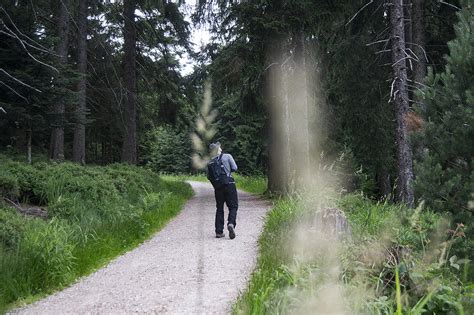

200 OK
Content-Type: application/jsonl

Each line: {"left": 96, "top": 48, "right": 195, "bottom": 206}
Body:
{"left": 227, "top": 224, "right": 236, "bottom": 239}
{"left": 216, "top": 232, "right": 225, "bottom": 238}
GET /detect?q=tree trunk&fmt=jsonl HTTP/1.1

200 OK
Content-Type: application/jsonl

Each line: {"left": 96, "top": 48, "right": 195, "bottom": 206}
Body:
{"left": 412, "top": 0, "right": 426, "bottom": 113}
{"left": 50, "top": 0, "right": 70, "bottom": 162}
{"left": 26, "top": 128, "right": 32, "bottom": 164}
{"left": 121, "top": 0, "right": 138, "bottom": 164}
{"left": 282, "top": 57, "right": 291, "bottom": 192}
{"left": 390, "top": 0, "right": 415, "bottom": 207}
{"left": 72, "top": 0, "right": 87, "bottom": 165}
{"left": 265, "top": 38, "right": 286, "bottom": 195}
{"left": 376, "top": 164, "right": 391, "bottom": 199}
{"left": 293, "top": 27, "right": 311, "bottom": 189}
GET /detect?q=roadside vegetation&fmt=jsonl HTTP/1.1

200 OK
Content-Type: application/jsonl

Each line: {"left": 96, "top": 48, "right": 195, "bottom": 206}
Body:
{"left": 0, "top": 156, "right": 193, "bottom": 312}
{"left": 233, "top": 193, "right": 473, "bottom": 314}
{"left": 162, "top": 174, "right": 267, "bottom": 195}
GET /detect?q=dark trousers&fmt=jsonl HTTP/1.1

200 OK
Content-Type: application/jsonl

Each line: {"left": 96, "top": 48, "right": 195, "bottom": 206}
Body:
{"left": 214, "top": 182, "right": 238, "bottom": 234}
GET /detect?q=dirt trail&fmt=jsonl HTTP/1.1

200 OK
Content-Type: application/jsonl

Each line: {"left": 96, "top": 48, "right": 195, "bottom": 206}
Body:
{"left": 12, "top": 181, "right": 270, "bottom": 315}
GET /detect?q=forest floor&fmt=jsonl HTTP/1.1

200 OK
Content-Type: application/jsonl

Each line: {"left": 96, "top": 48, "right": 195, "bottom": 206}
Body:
{"left": 10, "top": 181, "right": 270, "bottom": 314}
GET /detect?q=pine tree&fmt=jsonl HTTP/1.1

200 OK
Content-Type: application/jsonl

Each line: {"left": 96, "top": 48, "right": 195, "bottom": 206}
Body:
{"left": 50, "top": 0, "right": 70, "bottom": 162}
{"left": 72, "top": 0, "right": 88, "bottom": 165}
{"left": 415, "top": 6, "right": 474, "bottom": 215}
{"left": 121, "top": 0, "right": 138, "bottom": 164}
{"left": 391, "top": 0, "right": 415, "bottom": 207}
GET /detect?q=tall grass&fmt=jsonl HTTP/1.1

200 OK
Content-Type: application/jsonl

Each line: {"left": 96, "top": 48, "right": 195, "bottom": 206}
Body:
{"left": 0, "top": 158, "right": 193, "bottom": 312}
{"left": 233, "top": 193, "right": 473, "bottom": 314}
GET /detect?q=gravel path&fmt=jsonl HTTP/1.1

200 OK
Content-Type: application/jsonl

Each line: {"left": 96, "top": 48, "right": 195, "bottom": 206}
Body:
{"left": 12, "top": 181, "right": 270, "bottom": 315}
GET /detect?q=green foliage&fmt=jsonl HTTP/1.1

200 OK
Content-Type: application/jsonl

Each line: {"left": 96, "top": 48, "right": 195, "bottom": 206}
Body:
{"left": 141, "top": 125, "right": 192, "bottom": 173}
{"left": 0, "top": 158, "right": 193, "bottom": 311}
{"left": 0, "top": 206, "right": 24, "bottom": 248}
{"left": 415, "top": 7, "right": 474, "bottom": 216}
{"left": 234, "top": 193, "right": 473, "bottom": 314}
{"left": 233, "top": 197, "right": 310, "bottom": 314}
{"left": 234, "top": 174, "right": 267, "bottom": 195}
{"left": 0, "top": 170, "right": 20, "bottom": 199}
{"left": 213, "top": 94, "right": 267, "bottom": 174}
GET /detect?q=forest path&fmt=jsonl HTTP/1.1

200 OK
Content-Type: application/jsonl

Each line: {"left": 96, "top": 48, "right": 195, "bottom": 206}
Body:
{"left": 12, "top": 181, "right": 270, "bottom": 315}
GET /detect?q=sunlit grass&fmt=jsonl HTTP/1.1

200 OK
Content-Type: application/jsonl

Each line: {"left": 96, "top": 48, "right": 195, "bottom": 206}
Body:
{"left": 0, "top": 160, "right": 193, "bottom": 313}
{"left": 161, "top": 173, "right": 267, "bottom": 195}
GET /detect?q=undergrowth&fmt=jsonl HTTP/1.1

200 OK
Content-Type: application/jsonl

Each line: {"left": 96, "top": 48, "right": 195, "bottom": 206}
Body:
{"left": 233, "top": 193, "right": 473, "bottom": 314}
{"left": 0, "top": 157, "right": 193, "bottom": 313}
{"left": 161, "top": 173, "right": 267, "bottom": 195}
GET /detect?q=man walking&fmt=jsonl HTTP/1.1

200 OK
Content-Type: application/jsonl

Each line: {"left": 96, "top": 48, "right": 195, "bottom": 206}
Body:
{"left": 208, "top": 142, "right": 239, "bottom": 239}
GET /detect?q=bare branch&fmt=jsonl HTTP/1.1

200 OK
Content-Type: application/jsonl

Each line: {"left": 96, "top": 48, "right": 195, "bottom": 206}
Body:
{"left": 392, "top": 56, "right": 415, "bottom": 67}
{"left": 405, "top": 48, "right": 420, "bottom": 62}
{"left": 346, "top": 0, "right": 374, "bottom": 26}
{"left": 263, "top": 62, "right": 279, "bottom": 72}
{"left": 280, "top": 55, "right": 294, "bottom": 69}
{"left": 407, "top": 78, "right": 429, "bottom": 89}
{"left": 439, "top": 1, "right": 461, "bottom": 11}
{"left": 406, "top": 42, "right": 429, "bottom": 62}
{"left": 389, "top": 77, "right": 397, "bottom": 102}
{"left": 375, "top": 49, "right": 391, "bottom": 55}
{"left": 0, "top": 81, "right": 28, "bottom": 102}
{"left": 0, "top": 17, "right": 59, "bottom": 73}
{"left": 0, "top": 8, "right": 55, "bottom": 55}
{"left": 3, "top": 197, "right": 25, "bottom": 212}
{"left": 0, "top": 68, "right": 42, "bottom": 92}
{"left": 366, "top": 39, "right": 390, "bottom": 46}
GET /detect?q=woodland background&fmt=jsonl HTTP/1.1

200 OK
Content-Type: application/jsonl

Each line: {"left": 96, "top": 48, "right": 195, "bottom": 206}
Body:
{"left": 0, "top": 0, "right": 473, "bottom": 311}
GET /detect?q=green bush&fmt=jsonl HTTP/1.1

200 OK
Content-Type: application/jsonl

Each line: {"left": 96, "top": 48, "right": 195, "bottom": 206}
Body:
{"left": 0, "top": 170, "right": 20, "bottom": 199}
{"left": 0, "top": 206, "right": 25, "bottom": 249}
{"left": 20, "top": 218, "right": 76, "bottom": 288}
{"left": 415, "top": 7, "right": 474, "bottom": 216}
{"left": 141, "top": 125, "right": 192, "bottom": 173}
{"left": 234, "top": 193, "right": 473, "bottom": 314}
{"left": 0, "top": 157, "right": 193, "bottom": 311}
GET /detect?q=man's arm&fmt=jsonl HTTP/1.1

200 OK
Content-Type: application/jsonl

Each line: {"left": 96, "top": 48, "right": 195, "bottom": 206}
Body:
{"left": 228, "top": 154, "right": 238, "bottom": 171}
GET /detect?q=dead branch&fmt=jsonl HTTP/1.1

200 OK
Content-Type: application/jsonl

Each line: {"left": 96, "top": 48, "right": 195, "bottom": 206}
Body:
{"left": 0, "top": 81, "right": 28, "bottom": 102}
{"left": 0, "top": 8, "right": 55, "bottom": 55}
{"left": 0, "top": 68, "right": 42, "bottom": 92}
{"left": 389, "top": 77, "right": 397, "bottom": 102}
{"left": 404, "top": 48, "right": 419, "bottom": 62}
{"left": 0, "top": 19, "right": 59, "bottom": 73}
{"left": 375, "top": 49, "right": 391, "bottom": 55}
{"left": 406, "top": 42, "right": 429, "bottom": 62}
{"left": 3, "top": 197, "right": 24, "bottom": 212}
{"left": 439, "top": 1, "right": 460, "bottom": 11}
{"left": 263, "top": 62, "right": 278, "bottom": 72}
{"left": 392, "top": 56, "right": 415, "bottom": 67}
{"left": 407, "top": 78, "right": 429, "bottom": 89}
{"left": 346, "top": 0, "right": 374, "bottom": 26}
{"left": 366, "top": 39, "right": 390, "bottom": 46}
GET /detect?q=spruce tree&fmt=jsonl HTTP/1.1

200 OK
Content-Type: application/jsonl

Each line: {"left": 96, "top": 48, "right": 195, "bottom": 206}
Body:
{"left": 415, "top": 6, "right": 474, "bottom": 215}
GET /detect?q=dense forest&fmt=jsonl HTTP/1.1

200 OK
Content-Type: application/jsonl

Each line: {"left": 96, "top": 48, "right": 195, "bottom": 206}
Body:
{"left": 0, "top": 0, "right": 473, "bottom": 313}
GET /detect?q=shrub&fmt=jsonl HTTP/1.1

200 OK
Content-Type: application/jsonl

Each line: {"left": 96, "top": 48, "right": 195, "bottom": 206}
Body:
{"left": 0, "top": 157, "right": 192, "bottom": 311}
{"left": 0, "top": 170, "right": 20, "bottom": 199}
{"left": 0, "top": 206, "right": 25, "bottom": 248}
{"left": 141, "top": 125, "right": 192, "bottom": 173}
{"left": 19, "top": 218, "right": 76, "bottom": 288}
{"left": 415, "top": 7, "right": 474, "bottom": 216}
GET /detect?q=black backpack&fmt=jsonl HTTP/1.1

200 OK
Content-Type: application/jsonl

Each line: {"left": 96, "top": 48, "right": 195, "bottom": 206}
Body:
{"left": 207, "top": 153, "right": 229, "bottom": 188}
